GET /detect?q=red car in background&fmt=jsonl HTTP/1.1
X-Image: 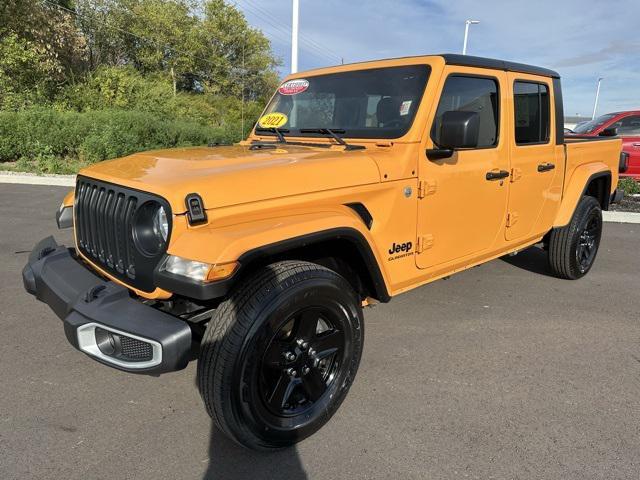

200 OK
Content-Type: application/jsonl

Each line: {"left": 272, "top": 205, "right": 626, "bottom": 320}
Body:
{"left": 567, "top": 110, "right": 640, "bottom": 179}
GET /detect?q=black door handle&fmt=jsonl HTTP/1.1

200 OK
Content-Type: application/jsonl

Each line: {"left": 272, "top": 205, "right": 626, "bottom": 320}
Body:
{"left": 537, "top": 163, "right": 555, "bottom": 172}
{"left": 486, "top": 170, "right": 510, "bottom": 181}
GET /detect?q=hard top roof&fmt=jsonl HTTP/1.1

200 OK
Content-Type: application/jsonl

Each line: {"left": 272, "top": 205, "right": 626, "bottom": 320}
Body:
{"left": 297, "top": 54, "right": 561, "bottom": 79}
{"left": 440, "top": 54, "right": 560, "bottom": 79}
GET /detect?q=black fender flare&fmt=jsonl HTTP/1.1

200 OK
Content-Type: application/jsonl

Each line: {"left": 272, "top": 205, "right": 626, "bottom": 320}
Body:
{"left": 155, "top": 227, "right": 391, "bottom": 303}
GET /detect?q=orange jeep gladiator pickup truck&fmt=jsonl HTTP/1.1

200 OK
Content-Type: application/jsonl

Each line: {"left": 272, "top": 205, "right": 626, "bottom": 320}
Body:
{"left": 23, "top": 54, "right": 625, "bottom": 450}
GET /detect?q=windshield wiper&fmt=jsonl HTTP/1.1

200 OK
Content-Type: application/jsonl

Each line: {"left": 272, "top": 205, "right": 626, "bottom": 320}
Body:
{"left": 255, "top": 127, "right": 288, "bottom": 143}
{"left": 299, "top": 128, "right": 365, "bottom": 150}
{"left": 300, "top": 128, "right": 346, "bottom": 146}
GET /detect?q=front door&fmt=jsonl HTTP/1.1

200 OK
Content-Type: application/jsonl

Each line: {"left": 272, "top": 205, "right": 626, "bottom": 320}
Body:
{"left": 416, "top": 68, "right": 509, "bottom": 270}
{"left": 504, "top": 74, "right": 559, "bottom": 241}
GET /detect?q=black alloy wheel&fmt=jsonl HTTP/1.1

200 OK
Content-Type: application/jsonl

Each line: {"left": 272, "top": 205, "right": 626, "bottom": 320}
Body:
{"left": 548, "top": 195, "right": 603, "bottom": 279}
{"left": 197, "top": 261, "right": 364, "bottom": 450}
{"left": 576, "top": 212, "right": 601, "bottom": 274}
{"left": 259, "top": 306, "right": 345, "bottom": 417}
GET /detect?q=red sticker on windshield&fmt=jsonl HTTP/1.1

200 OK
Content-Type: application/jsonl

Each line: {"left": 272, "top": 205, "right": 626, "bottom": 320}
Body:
{"left": 278, "top": 79, "right": 309, "bottom": 95}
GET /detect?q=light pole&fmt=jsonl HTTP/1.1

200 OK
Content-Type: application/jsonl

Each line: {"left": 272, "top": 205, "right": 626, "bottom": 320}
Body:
{"left": 291, "top": 0, "right": 299, "bottom": 73}
{"left": 462, "top": 20, "right": 480, "bottom": 55}
{"left": 591, "top": 77, "right": 603, "bottom": 120}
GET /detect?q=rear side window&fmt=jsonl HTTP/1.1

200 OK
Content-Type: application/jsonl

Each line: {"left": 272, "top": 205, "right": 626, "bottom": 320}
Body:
{"left": 431, "top": 75, "right": 499, "bottom": 148}
{"left": 514, "top": 81, "right": 550, "bottom": 145}
{"left": 614, "top": 115, "right": 640, "bottom": 135}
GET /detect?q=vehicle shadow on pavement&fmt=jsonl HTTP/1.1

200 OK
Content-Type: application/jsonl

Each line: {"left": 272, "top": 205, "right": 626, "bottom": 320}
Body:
{"left": 500, "top": 246, "right": 555, "bottom": 277}
{"left": 202, "top": 425, "right": 308, "bottom": 480}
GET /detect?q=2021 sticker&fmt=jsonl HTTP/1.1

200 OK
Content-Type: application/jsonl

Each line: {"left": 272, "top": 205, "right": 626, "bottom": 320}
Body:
{"left": 258, "top": 112, "right": 289, "bottom": 128}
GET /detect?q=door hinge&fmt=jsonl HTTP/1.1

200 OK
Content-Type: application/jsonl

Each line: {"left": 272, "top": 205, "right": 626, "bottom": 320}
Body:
{"left": 418, "top": 180, "right": 437, "bottom": 198}
{"left": 416, "top": 234, "right": 434, "bottom": 253}
{"left": 510, "top": 168, "right": 522, "bottom": 183}
{"left": 506, "top": 212, "right": 519, "bottom": 228}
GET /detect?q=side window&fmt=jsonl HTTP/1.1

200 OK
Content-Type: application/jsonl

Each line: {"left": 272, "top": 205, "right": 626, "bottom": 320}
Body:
{"left": 617, "top": 115, "right": 640, "bottom": 135}
{"left": 514, "top": 81, "right": 550, "bottom": 145}
{"left": 432, "top": 75, "right": 499, "bottom": 148}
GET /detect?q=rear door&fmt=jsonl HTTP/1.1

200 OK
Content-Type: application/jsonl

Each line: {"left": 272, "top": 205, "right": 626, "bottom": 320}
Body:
{"left": 504, "top": 74, "right": 561, "bottom": 240}
{"left": 416, "top": 67, "right": 509, "bottom": 269}
{"left": 616, "top": 114, "right": 640, "bottom": 177}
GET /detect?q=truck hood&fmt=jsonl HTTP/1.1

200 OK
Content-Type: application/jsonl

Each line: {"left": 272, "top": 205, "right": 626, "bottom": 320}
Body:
{"left": 79, "top": 144, "right": 381, "bottom": 213}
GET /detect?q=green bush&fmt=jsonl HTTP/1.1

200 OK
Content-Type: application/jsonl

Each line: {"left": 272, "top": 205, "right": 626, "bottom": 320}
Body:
{"left": 0, "top": 108, "right": 243, "bottom": 166}
{"left": 11, "top": 146, "right": 86, "bottom": 175}
{"left": 619, "top": 177, "right": 640, "bottom": 195}
{"left": 56, "top": 66, "right": 264, "bottom": 130}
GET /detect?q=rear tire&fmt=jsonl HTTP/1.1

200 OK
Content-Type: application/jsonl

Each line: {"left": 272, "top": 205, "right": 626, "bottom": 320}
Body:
{"left": 197, "top": 260, "right": 364, "bottom": 451}
{"left": 548, "top": 195, "right": 603, "bottom": 279}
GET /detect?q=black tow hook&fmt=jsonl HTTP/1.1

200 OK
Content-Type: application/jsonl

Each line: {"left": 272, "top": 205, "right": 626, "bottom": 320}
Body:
{"left": 84, "top": 285, "right": 106, "bottom": 303}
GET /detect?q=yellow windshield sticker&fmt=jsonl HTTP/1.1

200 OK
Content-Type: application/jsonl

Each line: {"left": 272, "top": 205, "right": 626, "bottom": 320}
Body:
{"left": 258, "top": 112, "right": 288, "bottom": 129}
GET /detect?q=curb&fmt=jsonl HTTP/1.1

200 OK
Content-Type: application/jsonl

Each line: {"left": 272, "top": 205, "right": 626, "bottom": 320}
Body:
{"left": 0, "top": 172, "right": 75, "bottom": 187}
{"left": 2, "top": 172, "right": 640, "bottom": 224}
{"left": 603, "top": 211, "right": 640, "bottom": 224}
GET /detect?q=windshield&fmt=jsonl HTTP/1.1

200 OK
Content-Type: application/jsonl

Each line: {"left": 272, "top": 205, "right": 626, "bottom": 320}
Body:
{"left": 572, "top": 113, "right": 617, "bottom": 134}
{"left": 257, "top": 65, "right": 431, "bottom": 140}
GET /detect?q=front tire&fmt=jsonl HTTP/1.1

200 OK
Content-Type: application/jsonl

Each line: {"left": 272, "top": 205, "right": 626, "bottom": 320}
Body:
{"left": 197, "top": 260, "right": 364, "bottom": 451}
{"left": 548, "top": 195, "right": 603, "bottom": 279}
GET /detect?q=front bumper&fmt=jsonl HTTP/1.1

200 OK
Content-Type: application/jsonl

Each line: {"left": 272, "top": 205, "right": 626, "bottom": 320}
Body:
{"left": 22, "top": 237, "right": 192, "bottom": 375}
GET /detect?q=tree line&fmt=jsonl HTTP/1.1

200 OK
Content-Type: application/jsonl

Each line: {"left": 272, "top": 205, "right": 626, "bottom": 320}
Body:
{"left": 0, "top": 0, "right": 281, "bottom": 172}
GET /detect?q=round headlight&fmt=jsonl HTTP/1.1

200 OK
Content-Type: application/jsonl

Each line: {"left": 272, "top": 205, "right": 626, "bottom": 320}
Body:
{"left": 153, "top": 206, "right": 169, "bottom": 242}
{"left": 133, "top": 202, "right": 169, "bottom": 257}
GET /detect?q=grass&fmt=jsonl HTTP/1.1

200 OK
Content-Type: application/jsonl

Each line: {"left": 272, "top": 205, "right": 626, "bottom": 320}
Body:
{"left": 1, "top": 155, "right": 88, "bottom": 175}
{"left": 619, "top": 177, "right": 640, "bottom": 195}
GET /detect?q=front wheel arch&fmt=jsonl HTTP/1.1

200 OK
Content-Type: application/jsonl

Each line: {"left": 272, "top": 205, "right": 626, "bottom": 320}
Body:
{"left": 232, "top": 228, "right": 391, "bottom": 303}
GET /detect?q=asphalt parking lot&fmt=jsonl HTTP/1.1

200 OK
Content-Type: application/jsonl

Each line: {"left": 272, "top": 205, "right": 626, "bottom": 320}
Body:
{"left": 1, "top": 183, "right": 639, "bottom": 480}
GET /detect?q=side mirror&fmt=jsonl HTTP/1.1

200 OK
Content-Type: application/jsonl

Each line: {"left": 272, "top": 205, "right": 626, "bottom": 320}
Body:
{"left": 427, "top": 111, "right": 480, "bottom": 160}
{"left": 599, "top": 127, "right": 618, "bottom": 137}
{"left": 439, "top": 111, "right": 481, "bottom": 149}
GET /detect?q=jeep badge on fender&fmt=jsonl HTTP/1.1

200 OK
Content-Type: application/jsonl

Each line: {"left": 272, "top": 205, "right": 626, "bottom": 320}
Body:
{"left": 389, "top": 242, "right": 413, "bottom": 255}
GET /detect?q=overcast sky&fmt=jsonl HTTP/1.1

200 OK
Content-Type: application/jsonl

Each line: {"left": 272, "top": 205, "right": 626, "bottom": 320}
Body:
{"left": 233, "top": 0, "right": 639, "bottom": 117}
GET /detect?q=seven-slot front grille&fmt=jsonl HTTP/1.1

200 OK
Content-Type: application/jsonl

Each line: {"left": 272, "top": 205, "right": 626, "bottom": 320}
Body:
{"left": 75, "top": 176, "right": 171, "bottom": 292}
{"left": 76, "top": 180, "right": 137, "bottom": 277}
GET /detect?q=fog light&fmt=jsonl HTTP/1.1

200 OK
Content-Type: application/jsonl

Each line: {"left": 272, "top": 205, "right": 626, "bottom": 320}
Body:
{"left": 95, "top": 327, "right": 116, "bottom": 355}
{"left": 160, "top": 255, "right": 237, "bottom": 282}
